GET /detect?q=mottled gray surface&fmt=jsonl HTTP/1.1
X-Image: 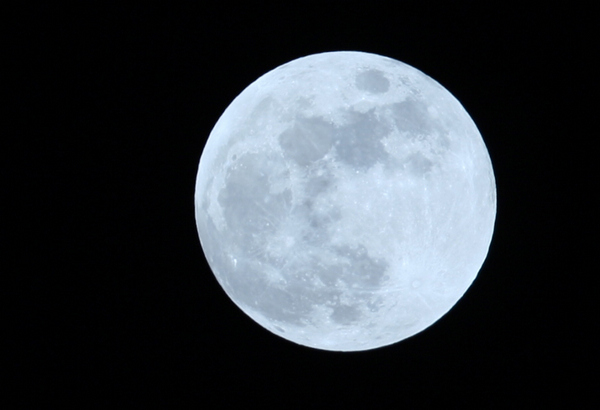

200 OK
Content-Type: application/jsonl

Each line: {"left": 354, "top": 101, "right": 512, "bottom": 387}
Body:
{"left": 195, "top": 52, "right": 496, "bottom": 351}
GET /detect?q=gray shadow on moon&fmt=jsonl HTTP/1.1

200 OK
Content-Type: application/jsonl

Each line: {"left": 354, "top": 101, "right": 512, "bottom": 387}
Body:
{"left": 355, "top": 69, "right": 390, "bottom": 94}
{"left": 211, "top": 145, "right": 393, "bottom": 328}
{"left": 280, "top": 109, "right": 391, "bottom": 172}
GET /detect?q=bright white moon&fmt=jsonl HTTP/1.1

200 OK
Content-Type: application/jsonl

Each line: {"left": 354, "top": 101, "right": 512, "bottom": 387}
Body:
{"left": 195, "top": 51, "right": 496, "bottom": 351}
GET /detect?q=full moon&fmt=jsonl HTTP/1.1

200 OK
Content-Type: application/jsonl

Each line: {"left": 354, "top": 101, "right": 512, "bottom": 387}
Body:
{"left": 195, "top": 51, "right": 496, "bottom": 351}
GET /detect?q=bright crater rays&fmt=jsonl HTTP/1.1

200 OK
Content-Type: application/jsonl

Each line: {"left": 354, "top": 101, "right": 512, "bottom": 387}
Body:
{"left": 195, "top": 51, "right": 496, "bottom": 351}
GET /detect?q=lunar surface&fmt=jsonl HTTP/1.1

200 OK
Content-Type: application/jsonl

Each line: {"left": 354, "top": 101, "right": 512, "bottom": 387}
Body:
{"left": 195, "top": 51, "right": 496, "bottom": 351}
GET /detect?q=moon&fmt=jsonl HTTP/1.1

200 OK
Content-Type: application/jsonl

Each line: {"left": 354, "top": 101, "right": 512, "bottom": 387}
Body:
{"left": 195, "top": 51, "right": 496, "bottom": 351}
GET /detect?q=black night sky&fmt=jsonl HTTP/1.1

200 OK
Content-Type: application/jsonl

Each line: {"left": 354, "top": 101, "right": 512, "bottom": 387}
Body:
{"left": 8, "top": 3, "right": 593, "bottom": 407}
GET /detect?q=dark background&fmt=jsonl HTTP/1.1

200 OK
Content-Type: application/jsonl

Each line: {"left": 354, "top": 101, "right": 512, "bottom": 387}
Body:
{"left": 8, "top": 3, "right": 593, "bottom": 407}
